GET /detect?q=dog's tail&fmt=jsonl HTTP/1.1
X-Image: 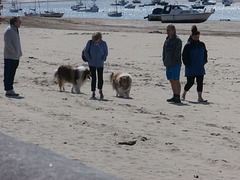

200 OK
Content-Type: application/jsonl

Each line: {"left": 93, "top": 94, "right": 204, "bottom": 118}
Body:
{"left": 53, "top": 69, "right": 58, "bottom": 83}
{"left": 110, "top": 72, "right": 114, "bottom": 84}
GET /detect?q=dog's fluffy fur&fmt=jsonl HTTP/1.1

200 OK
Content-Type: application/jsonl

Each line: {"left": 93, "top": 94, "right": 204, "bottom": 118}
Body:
{"left": 110, "top": 72, "right": 132, "bottom": 98}
{"left": 54, "top": 65, "right": 91, "bottom": 94}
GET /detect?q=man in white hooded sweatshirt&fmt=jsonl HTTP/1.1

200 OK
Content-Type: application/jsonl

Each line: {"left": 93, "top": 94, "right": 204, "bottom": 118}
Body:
{"left": 3, "top": 17, "right": 22, "bottom": 96}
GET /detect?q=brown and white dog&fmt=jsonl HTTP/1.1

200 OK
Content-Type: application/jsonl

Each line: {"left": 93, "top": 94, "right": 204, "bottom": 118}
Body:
{"left": 54, "top": 65, "right": 91, "bottom": 94}
{"left": 110, "top": 72, "right": 132, "bottom": 98}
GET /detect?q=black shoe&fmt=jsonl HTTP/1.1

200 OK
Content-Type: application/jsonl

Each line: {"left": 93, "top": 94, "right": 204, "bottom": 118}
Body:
{"left": 99, "top": 90, "right": 104, "bottom": 100}
{"left": 174, "top": 98, "right": 181, "bottom": 103}
{"left": 90, "top": 92, "right": 96, "bottom": 100}
{"left": 167, "top": 97, "right": 175, "bottom": 102}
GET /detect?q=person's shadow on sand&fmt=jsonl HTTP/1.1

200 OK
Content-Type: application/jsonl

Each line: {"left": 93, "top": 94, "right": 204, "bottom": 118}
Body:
{"left": 186, "top": 100, "right": 213, "bottom": 105}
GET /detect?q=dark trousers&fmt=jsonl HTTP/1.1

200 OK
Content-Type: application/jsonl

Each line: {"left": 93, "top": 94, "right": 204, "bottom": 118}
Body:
{"left": 89, "top": 66, "right": 104, "bottom": 92}
{"left": 4, "top": 59, "right": 19, "bottom": 91}
{"left": 184, "top": 75, "right": 204, "bottom": 92}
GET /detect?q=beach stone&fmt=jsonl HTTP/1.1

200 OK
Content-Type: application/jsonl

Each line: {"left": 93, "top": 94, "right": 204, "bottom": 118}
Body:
{"left": 0, "top": 132, "right": 122, "bottom": 180}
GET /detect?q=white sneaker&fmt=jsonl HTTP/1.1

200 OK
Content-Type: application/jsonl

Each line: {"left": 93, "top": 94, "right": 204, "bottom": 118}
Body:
{"left": 6, "top": 90, "right": 19, "bottom": 97}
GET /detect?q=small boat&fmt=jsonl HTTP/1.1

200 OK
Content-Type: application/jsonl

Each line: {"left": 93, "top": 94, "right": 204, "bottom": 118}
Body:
{"left": 160, "top": 5, "right": 215, "bottom": 23}
{"left": 201, "top": 0, "right": 216, "bottom": 5}
{"left": 71, "top": 0, "right": 85, "bottom": 11}
{"left": 40, "top": 1, "right": 64, "bottom": 17}
{"left": 9, "top": 0, "right": 21, "bottom": 13}
{"left": 132, "top": 0, "right": 141, "bottom": 3}
{"left": 25, "top": 9, "right": 40, "bottom": 17}
{"left": 188, "top": 0, "right": 197, "bottom": 2}
{"left": 40, "top": 11, "right": 64, "bottom": 18}
{"left": 222, "top": 0, "right": 233, "bottom": 6}
{"left": 78, "top": 4, "right": 99, "bottom": 12}
{"left": 119, "top": 0, "right": 129, "bottom": 5}
{"left": 109, "top": 0, "right": 123, "bottom": 17}
{"left": 159, "top": 1, "right": 169, "bottom": 6}
{"left": 108, "top": 11, "right": 123, "bottom": 17}
{"left": 25, "top": 0, "right": 40, "bottom": 17}
{"left": 192, "top": 1, "right": 205, "bottom": 9}
{"left": 125, "top": 4, "right": 136, "bottom": 8}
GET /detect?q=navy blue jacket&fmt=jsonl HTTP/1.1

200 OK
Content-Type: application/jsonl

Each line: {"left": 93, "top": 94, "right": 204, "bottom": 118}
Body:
{"left": 84, "top": 40, "right": 108, "bottom": 68}
{"left": 182, "top": 38, "right": 208, "bottom": 77}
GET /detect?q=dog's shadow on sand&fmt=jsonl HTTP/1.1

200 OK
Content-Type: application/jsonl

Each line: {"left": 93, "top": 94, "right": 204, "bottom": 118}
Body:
{"left": 5, "top": 95, "right": 24, "bottom": 99}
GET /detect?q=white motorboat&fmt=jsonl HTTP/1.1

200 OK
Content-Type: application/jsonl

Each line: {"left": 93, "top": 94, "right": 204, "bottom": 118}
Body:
{"left": 160, "top": 5, "right": 215, "bottom": 23}
{"left": 192, "top": 1, "right": 205, "bottom": 9}
{"left": 201, "top": 0, "right": 216, "bottom": 5}
{"left": 125, "top": 4, "right": 136, "bottom": 8}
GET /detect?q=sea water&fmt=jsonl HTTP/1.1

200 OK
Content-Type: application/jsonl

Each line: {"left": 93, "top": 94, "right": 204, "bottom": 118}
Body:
{"left": 1, "top": 0, "right": 240, "bottom": 21}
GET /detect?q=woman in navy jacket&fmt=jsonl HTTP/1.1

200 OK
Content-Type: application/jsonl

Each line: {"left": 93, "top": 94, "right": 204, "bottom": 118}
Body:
{"left": 84, "top": 32, "right": 108, "bottom": 99}
{"left": 182, "top": 25, "right": 208, "bottom": 102}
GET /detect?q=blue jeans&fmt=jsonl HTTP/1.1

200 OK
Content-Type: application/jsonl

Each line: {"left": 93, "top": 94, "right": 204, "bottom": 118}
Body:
{"left": 4, "top": 59, "right": 19, "bottom": 91}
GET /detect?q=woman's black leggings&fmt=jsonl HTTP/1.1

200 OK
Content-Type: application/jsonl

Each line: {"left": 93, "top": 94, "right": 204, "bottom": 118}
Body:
{"left": 184, "top": 75, "right": 204, "bottom": 92}
{"left": 89, "top": 66, "right": 104, "bottom": 92}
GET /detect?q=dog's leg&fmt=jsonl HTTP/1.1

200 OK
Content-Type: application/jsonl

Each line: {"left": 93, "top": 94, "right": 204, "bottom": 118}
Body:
{"left": 125, "top": 90, "right": 130, "bottom": 99}
{"left": 59, "top": 80, "right": 64, "bottom": 92}
{"left": 71, "top": 85, "right": 74, "bottom": 93}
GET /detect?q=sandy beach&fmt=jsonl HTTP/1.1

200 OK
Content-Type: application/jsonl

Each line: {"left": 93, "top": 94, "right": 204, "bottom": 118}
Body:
{"left": 0, "top": 17, "right": 240, "bottom": 180}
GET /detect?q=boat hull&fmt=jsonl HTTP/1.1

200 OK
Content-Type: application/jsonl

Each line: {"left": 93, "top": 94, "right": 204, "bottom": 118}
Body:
{"left": 147, "top": 14, "right": 162, "bottom": 21}
{"left": 108, "top": 12, "right": 122, "bottom": 17}
{"left": 161, "top": 12, "right": 213, "bottom": 23}
{"left": 40, "top": 13, "right": 64, "bottom": 18}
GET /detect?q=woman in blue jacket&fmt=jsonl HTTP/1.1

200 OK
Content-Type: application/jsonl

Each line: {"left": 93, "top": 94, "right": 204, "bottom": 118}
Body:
{"left": 182, "top": 25, "right": 208, "bottom": 102}
{"left": 84, "top": 32, "right": 108, "bottom": 99}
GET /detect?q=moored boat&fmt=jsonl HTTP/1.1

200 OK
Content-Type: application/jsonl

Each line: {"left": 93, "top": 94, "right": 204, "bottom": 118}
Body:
{"left": 201, "top": 0, "right": 216, "bottom": 5}
{"left": 192, "top": 1, "right": 205, "bottom": 9}
{"left": 109, "top": 0, "right": 123, "bottom": 17}
{"left": 132, "top": 0, "right": 141, "bottom": 3}
{"left": 125, "top": 4, "right": 136, "bottom": 8}
{"left": 160, "top": 5, "right": 215, "bottom": 23}
{"left": 40, "top": 11, "right": 64, "bottom": 18}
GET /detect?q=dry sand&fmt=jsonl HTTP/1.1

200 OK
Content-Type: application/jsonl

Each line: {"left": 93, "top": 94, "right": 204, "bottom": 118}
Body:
{"left": 0, "top": 17, "right": 240, "bottom": 180}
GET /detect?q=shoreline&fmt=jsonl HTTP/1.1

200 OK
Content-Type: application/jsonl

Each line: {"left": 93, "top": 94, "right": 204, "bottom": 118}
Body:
{"left": 2, "top": 16, "right": 240, "bottom": 37}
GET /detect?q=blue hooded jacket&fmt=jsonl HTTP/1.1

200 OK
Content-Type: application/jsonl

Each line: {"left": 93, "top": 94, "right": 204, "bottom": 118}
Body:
{"left": 182, "top": 37, "right": 208, "bottom": 77}
{"left": 84, "top": 40, "right": 108, "bottom": 68}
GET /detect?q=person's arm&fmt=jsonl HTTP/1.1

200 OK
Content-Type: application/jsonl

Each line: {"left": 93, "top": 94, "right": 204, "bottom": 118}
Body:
{"left": 162, "top": 41, "right": 166, "bottom": 62}
{"left": 84, "top": 40, "right": 92, "bottom": 62}
{"left": 182, "top": 44, "right": 191, "bottom": 67}
{"left": 203, "top": 43, "right": 208, "bottom": 64}
{"left": 173, "top": 38, "right": 182, "bottom": 62}
{"left": 4, "top": 29, "right": 18, "bottom": 56}
{"left": 102, "top": 42, "right": 108, "bottom": 62}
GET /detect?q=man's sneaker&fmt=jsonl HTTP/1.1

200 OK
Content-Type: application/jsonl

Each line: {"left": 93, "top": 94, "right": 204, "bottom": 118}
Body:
{"left": 6, "top": 90, "right": 19, "bottom": 97}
